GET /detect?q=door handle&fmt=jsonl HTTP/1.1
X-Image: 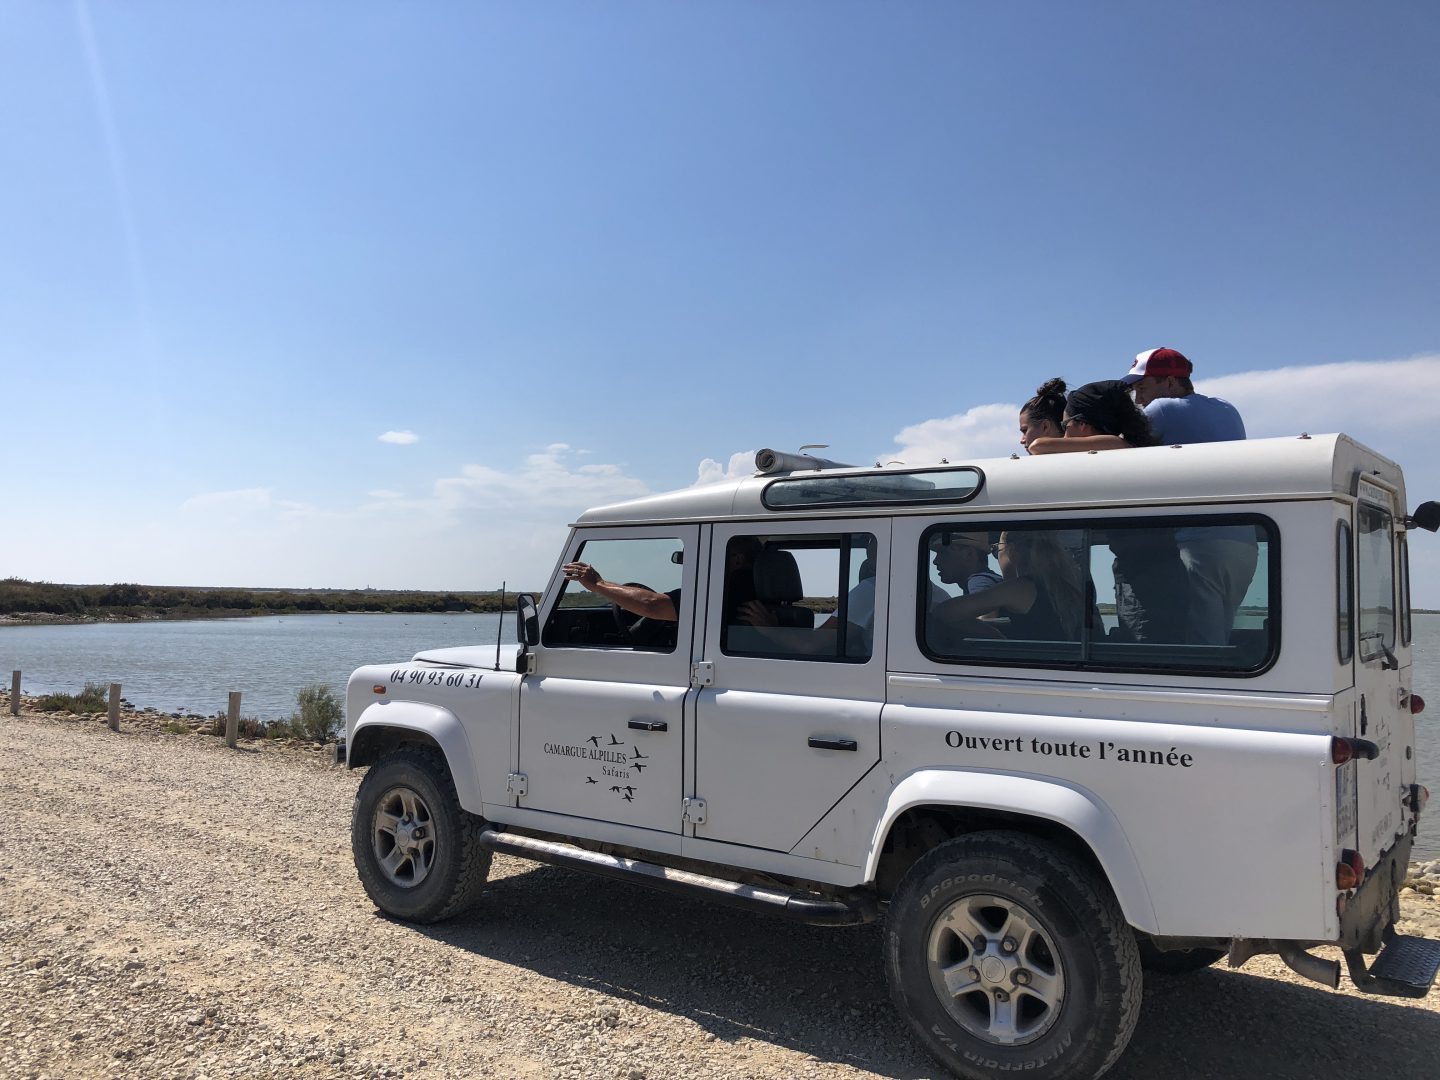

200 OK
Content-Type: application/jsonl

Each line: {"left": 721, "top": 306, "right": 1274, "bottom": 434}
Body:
{"left": 629, "top": 720, "right": 668, "bottom": 732}
{"left": 808, "top": 736, "right": 857, "bottom": 752}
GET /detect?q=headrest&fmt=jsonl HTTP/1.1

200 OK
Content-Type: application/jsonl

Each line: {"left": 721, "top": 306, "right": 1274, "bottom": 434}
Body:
{"left": 753, "top": 547, "right": 803, "bottom": 603}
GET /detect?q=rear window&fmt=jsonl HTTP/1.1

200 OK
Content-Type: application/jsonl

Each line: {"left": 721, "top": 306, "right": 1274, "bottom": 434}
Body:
{"left": 1337, "top": 521, "right": 1353, "bottom": 664}
{"left": 1356, "top": 505, "right": 1395, "bottom": 663}
{"left": 918, "top": 515, "right": 1277, "bottom": 675}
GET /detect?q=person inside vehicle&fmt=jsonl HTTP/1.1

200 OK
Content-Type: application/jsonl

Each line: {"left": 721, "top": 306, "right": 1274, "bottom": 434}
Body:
{"left": 561, "top": 561, "right": 679, "bottom": 622}
{"left": 929, "top": 530, "right": 1086, "bottom": 644}
{"left": 1122, "top": 348, "right": 1256, "bottom": 644}
{"left": 1019, "top": 381, "right": 1185, "bottom": 642}
{"left": 930, "top": 530, "right": 1003, "bottom": 597}
{"left": 1018, "top": 378, "right": 1067, "bottom": 454}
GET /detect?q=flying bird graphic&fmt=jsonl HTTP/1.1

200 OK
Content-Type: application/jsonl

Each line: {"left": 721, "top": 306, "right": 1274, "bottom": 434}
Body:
{"left": 631, "top": 762, "right": 647, "bottom": 773}
{"left": 608, "top": 734, "right": 624, "bottom": 746}
{"left": 622, "top": 792, "right": 634, "bottom": 802}
{"left": 585, "top": 777, "right": 598, "bottom": 784}
{"left": 631, "top": 748, "right": 649, "bottom": 761}
{"left": 587, "top": 735, "right": 601, "bottom": 747}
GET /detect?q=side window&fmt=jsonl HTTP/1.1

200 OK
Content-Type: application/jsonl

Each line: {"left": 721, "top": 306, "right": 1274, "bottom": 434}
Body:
{"left": 721, "top": 532, "right": 875, "bottom": 662}
{"left": 542, "top": 537, "right": 684, "bottom": 651}
{"left": 920, "top": 517, "right": 1276, "bottom": 674}
{"left": 1337, "top": 521, "right": 1354, "bottom": 663}
{"left": 1357, "top": 505, "right": 1395, "bottom": 662}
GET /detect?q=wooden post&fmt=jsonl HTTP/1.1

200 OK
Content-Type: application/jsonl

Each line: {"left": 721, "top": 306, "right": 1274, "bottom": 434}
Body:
{"left": 108, "top": 683, "right": 121, "bottom": 732}
{"left": 225, "top": 691, "right": 241, "bottom": 749}
{"left": 9, "top": 671, "right": 19, "bottom": 716}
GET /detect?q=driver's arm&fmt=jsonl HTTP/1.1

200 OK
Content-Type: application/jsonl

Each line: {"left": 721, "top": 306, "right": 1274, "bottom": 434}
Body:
{"left": 562, "top": 562, "right": 679, "bottom": 621}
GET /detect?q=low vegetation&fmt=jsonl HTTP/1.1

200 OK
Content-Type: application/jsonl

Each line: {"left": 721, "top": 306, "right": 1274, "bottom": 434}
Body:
{"left": 0, "top": 578, "right": 531, "bottom": 621}
{"left": 34, "top": 682, "right": 109, "bottom": 714}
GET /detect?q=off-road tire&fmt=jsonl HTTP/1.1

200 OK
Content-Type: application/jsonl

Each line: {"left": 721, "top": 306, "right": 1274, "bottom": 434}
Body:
{"left": 351, "top": 746, "right": 491, "bottom": 923}
{"left": 1135, "top": 934, "right": 1226, "bottom": 974}
{"left": 884, "top": 830, "right": 1142, "bottom": 1080}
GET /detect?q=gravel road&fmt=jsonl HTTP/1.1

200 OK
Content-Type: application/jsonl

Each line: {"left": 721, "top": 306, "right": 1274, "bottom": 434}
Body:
{"left": 2, "top": 706, "right": 1438, "bottom": 1080}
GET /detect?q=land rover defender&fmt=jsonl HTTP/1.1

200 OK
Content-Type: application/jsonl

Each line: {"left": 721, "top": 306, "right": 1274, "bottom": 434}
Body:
{"left": 341, "top": 434, "right": 1439, "bottom": 1080}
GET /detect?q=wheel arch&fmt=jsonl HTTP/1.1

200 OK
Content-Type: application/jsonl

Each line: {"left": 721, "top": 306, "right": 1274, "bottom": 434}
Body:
{"left": 348, "top": 701, "right": 483, "bottom": 814}
{"left": 867, "top": 769, "right": 1159, "bottom": 934}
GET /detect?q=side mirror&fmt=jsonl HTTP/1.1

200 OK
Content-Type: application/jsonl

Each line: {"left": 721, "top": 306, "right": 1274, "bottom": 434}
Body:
{"left": 516, "top": 593, "right": 540, "bottom": 647}
{"left": 1407, "top": 500, "right": 1440, "bottom": 533}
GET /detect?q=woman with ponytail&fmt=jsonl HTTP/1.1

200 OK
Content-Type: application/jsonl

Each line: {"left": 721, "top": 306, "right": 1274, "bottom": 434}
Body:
{"left": 1018, "top": 378, "right": 1067, "bottom": 454}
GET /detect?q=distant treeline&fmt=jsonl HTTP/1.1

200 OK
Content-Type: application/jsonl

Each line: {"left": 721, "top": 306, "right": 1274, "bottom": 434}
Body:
{"left": 0, "top": 578, "right": 532, "bottom": 620}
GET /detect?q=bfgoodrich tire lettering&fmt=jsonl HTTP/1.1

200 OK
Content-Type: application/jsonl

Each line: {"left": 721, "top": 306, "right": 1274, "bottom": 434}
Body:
{"left": 351, "top": 746, "right": 491, "bottom": 923}
{"left": 885, "top": 831, "right": 1142, "bottom": 1080}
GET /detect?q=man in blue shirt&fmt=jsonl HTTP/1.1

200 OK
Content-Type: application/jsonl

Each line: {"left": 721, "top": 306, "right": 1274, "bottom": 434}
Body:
{"left": 1122, "top": 347, "right": 1254, "bottom": 646}
{"left": 1123, "top": 346, "right": 1245, "bottom": 444}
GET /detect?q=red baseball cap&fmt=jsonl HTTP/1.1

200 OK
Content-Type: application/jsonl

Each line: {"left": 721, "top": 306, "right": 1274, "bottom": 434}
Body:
{"left": 1122, "top": 347, "right": 1192, "bottom": 384}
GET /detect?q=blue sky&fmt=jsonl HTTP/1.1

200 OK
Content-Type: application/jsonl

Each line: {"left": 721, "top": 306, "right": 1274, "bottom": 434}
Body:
{"left": 3, "top": 2, "right": 1438, "bottom": 598}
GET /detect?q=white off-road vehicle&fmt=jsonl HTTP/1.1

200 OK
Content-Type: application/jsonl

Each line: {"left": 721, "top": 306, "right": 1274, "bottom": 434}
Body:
{"left": 342, "top": 434, "right": 1439, "bottom": 1080}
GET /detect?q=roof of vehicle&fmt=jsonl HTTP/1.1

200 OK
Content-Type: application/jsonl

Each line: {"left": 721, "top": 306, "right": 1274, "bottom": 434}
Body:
{"left": 575, "top": 433, "right": 1406, "bottom": 526}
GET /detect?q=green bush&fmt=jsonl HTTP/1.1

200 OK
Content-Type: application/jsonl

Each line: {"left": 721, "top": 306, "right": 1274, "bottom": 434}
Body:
{"left": 205, "top": 712, "right": 270, "bottom": 739}
{"left": 287, "top": 684, "right": 342, "bottom": 743}
{"left": 35, "top": 682, "right": 110, "bottom": 714}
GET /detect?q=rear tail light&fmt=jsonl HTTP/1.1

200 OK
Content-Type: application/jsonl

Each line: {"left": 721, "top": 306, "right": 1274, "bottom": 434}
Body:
{"left": 372, "top": 684, "right": 387, "bottom": 695}
{"left": 1411, "top": 785, "right": 1430, "bottom": 816}
{"left": 1330, "top": 736, "right": 1380, "bottom": 764}
{"left": 1412, "top": 694, "right": 1426, "bottom": 715}
{"left": 1337, "top": 849, "right": 1365, "bottom": 890}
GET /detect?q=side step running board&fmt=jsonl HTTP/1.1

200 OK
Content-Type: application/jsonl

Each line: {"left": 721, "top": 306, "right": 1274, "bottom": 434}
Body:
{"left": 1346, "top": 932, "right": 1440, "bottom": 998}
{"left": 478, "top": 829, "right": 877, "bottom": 927}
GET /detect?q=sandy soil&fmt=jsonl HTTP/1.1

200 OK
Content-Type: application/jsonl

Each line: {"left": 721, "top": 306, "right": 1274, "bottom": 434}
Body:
{"left": 1, "top": 702, "right": 1437, "bottom": 1080}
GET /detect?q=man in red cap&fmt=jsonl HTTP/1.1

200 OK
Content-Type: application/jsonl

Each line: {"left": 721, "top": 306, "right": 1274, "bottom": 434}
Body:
{"left": 1122, "top": 346, "right": 1254, "bottom": 647}
{"left": 1121, "top": 347, "right": 1245, "bottom": 445}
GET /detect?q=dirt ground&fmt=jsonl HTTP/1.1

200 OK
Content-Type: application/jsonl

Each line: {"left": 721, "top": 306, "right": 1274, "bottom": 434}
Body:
{"left": 2, "top": 703, "right": 1437, "bottom": 1080}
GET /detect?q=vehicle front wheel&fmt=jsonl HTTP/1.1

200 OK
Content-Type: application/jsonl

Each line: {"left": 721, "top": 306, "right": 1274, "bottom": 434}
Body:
{"left": 884, "top": 831, "right": 1142, "bottom": 1080}
{"left": 351, "top": 746, "right": 491, "bottom": 923}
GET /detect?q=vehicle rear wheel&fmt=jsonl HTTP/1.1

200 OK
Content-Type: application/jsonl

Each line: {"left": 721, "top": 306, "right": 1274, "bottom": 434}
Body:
{"left": 884, "top": 831, "right": 1142, "bottom": 1080}
{"left": 351, "top": 746, "right": 491, "bottom": 923}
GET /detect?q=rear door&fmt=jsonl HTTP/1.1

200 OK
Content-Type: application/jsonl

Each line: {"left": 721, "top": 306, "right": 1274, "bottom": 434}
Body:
{"left": 688, "top": 521, "right": 888, "bottom": 854}
{"left": 1353, "top": 479, "right": 1406, "bottom": 864}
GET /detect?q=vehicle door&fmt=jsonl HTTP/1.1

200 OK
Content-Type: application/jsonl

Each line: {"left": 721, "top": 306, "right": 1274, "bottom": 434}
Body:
{"left": 518, "top": 526, "right": 698, "bottom": 835}
{"left": 689, "top": 521, "right": 887, "bottom": 854}
{"left": 1352, "top": 479, "right": 1409, "bottom": 864}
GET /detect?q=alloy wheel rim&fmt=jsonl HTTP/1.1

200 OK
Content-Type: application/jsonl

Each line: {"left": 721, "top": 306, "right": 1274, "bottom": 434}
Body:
{"left": 925, "top": 892, "right": 1065, "bottom": 1045}
{"left": 371, "top": 785, "right": 436, "bottom": 888}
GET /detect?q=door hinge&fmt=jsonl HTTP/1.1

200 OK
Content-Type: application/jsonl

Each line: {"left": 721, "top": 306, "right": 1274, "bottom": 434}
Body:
{"left": 690, "top": 660, "right": 714, "bottom": 688}
{"left": 682, "top": 796, "right": 707, "bottom": 825}
{"left": 507, "top": 771, "right": 528, "bottom": 797}
{"left": 519, "top": 652, "right": 537, "bottom": 675}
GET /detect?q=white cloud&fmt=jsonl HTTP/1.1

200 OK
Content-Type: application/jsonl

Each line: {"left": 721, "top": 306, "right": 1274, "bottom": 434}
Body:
{"left": 694, "top": 450, "right": 757, "bottom": 487}
{"left": 890, "top": 402, "right": 1023, "bottom": 465}
{"left": 1197, "top": 354, "right": 1440, "bottom": 439}
{"left": 433, "top": 443, "right": 650, "bottom": 512}
{"left": 378, "top": 430, "right": 419, "bottom": 445}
